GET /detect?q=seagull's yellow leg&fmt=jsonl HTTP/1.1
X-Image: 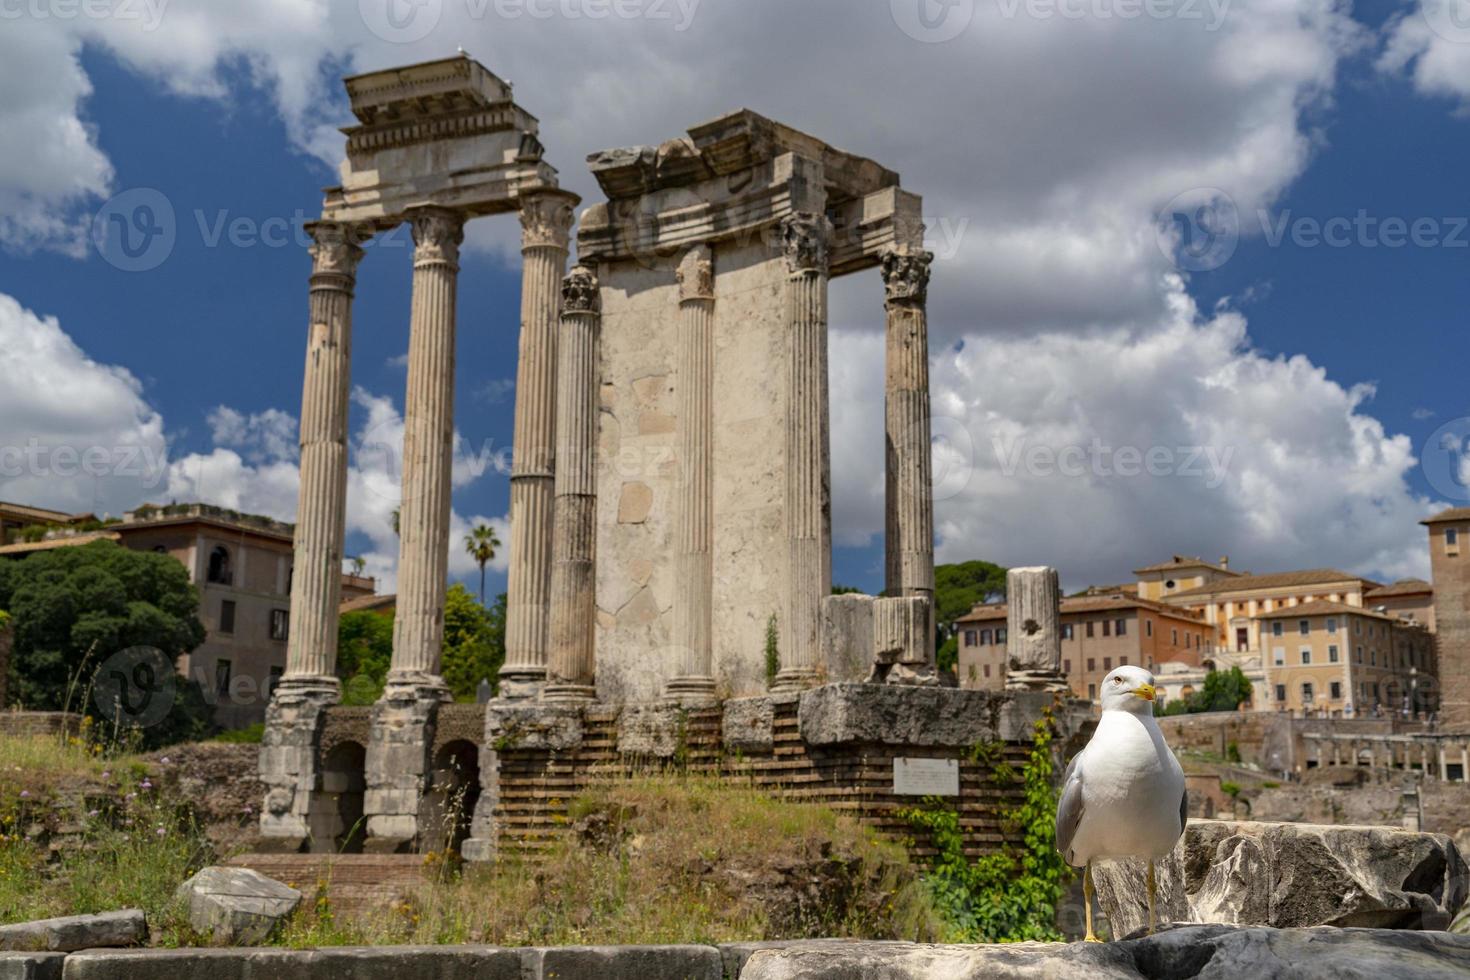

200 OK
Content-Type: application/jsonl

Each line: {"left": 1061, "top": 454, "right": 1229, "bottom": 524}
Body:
{"left": 1083, "top": 861, "right": 1101, "bottom": 942}
{"left": 1147, "top": 860, "right": 1157, "bottom": 936}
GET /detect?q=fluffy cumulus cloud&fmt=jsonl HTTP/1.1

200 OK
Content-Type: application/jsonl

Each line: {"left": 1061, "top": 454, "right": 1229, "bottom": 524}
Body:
{"left": 0, "top": 0, "right": 1451, "bottom": 585}
{"left": 1380, "top": 0, "right": 1470, "bottom": 105}
{"left": 0, "top": 293, "right": 166, "bottom": 515}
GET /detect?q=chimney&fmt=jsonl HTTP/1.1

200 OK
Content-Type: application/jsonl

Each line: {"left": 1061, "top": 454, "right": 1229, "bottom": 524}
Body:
{"left": 1220, "top": 556, "right": 1230, "bottom": 570}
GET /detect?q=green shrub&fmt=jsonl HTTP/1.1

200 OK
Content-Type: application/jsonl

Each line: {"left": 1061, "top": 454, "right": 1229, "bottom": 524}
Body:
{"left": 213, "top": 723, "right": 264, "bottom": 744}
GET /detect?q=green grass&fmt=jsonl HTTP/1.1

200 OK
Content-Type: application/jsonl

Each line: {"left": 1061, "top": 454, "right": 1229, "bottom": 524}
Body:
{"left": 211, "top": 724, "right": 264, "bottom": 744}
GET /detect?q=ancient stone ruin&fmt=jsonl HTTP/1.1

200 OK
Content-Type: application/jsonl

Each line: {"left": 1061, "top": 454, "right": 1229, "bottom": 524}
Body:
{"left": 257, "top": 56, "right": 1080, "bottom": 861}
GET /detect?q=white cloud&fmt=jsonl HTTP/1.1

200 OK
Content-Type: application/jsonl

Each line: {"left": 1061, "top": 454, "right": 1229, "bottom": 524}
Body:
{"left": 0, "top": 293, "right": 166, "bottom": 515}
{"left": 1380, "top": 1, "right": 1470, "bottom": 106}
{"left": 206, "top": 405, "right": 299, "bottom": 463}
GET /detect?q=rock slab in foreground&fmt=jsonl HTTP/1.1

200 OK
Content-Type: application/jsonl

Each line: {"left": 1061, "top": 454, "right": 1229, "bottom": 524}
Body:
{"left": 0, "top": 911, "right": 145, "bottom": 952}
{"left": 0, "top": 952, "right": 65, "bottom": 980}
{"left": 175, "top": 866, "right": 301, "bottom": 945}
{"left": 739, "top": 925, "right": 1470, "bottom": 980}
{"left": 1092, "top": 819, "right": 1468, "bottom": 937}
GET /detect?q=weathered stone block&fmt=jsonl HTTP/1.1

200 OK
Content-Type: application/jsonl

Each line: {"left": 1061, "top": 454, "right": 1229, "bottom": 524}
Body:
{"left": 59, "top": 949, "right": 305, "bottom": 979}
{"left": 1093, "top": 819, "right": 1470, "bottom": 938}
{"left": 0, "top": 911, "right": 145, "bottom": 953}
{"left": 820, "top": 594, "right": 874, "bottom": 684}
{"left": 484, "top": 702, "right": 585, "bottom": 752}
{"left": 796, "top": 683, "right": 1009, "bottom": 748}
{"left": 722, "top": 696, "right": 778, "bottom": 754}
{"left": 520, "top": 945, "right": 721, "bottom": 980}
{"left": 0, "top": 953, "right": 63, "bottom": 980}
{"left": 175, "top": 867, "right": 301, "bottom": 946}
{"left": 307, "top": 946, "right": 520, "bottom": 978}
{"left": 739, "top": 939, "right": 1139, "bottom": 979}
{"left": 617, "top": 703, "right": 684, "bottom": 757}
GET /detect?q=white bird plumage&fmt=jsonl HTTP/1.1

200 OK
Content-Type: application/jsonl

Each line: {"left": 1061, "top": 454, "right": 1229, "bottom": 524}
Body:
{"left": 1056, "top": 664, "right": 1186, "bottom": 941}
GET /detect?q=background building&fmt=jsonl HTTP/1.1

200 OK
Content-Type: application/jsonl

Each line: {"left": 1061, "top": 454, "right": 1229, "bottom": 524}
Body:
{"left": 1424, "top": 507, "right": 1470, "bottom": 730}
{"left": 0, "top": 501, "right": 375, "bottom": 729}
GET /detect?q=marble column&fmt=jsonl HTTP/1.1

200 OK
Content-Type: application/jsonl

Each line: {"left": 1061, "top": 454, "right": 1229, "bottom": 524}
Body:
{"left": 280, "top": 222, "right": 363, "bottom": 697}
{"left": 386, "top": 207, "right": 465, "bottom": 697}
{"left": 501, "top": 190, "right": 578, "bottom": 699}
{"left": 1004, "top": 566, "right": 1070, "bottom": 693}
{"left": 259, "top": 222, "right": 362, "bottom": 846}
{"left": 544, "top": 266, "right": 601, "bottom": 703}
{"left": 881, "top": 248, "right": 936, "bottom": 641}
{"left": 774, "top": 213, "right": 833, "bottom": 692}
{"left": 1461, "top": 743, "right": 1469, "bottom": 783}
{"left": 665, "top": 245, "right": 718, "bottom": 704}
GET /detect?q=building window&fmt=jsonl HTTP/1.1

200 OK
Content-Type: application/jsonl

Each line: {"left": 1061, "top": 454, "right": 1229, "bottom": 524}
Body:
{"left": 206, "top": 546, "right": 233, "bottom": 586}
{"left": 1449, "top": 528, "right": 1460, "bottom": 552}
{"left": 1086, "top": 622, "right": 1095, "bottom": 638}
{"left": 270, "top": 609, "right": 289, "bottom": 642}
{"left": 979, "top": 629, "right": 991, "bottom": 645}
{"left": 1326, "top": 618, "right": 1337, "bottom": 634}
{"left": 996, "top": 628, "right": 1008, "bottom": 644}
{"left": 1273, "top": 647, "right": 1285, "bottom": 666}
{"left": 215, "top": 659, "right": 232, "bottom": 697}
{"left": 1300, "top": 647, "right": 1312, "bottom": 665}
{"left": 1236, "top": 627, "right": 1249, "bottom": 651}
{"left": 219, "top": 599, "right": 236, "bottom": 635}
{"left": 1120, "top": 656, "right": 1129, "bottom": 666}
{"left": 1165, "top": 579, "right": 1176, "bottom": 590}
{"left": 1103, "top": 657, "right": 1112, "bottom": 670}
{"left": 1301, "top": 682, "right": 1314, "bottom": 703}
{"left": 1087, "top": 658, "right": 1096, "bottom": 672}
{"left": 1328, "top": 644, "right": 1340, "bottom": 663}
{"left": 1102, "top": 620, "right": 1112, "bottom": 637}
{"left": 983, "top": 664, "right": 991, "bottom": 678}
{"left": 1171, "top": 628, "right": 1179, "bottom": 645}
{"left": 267, "top": 665, "right": 283, "bottom": 699}
{"left": 1061, "top": 624, "right": 1074, "bottom": 640}
{"left": 1064, "top": 659, "right": 1072, "bottom": 672}
{"left": 1355, "top": 620, "right": 1362, "bottom": 636}
{"left": 1299, "top": 619, "right": 1310, "bottom": 636}
{"left": 1274, "top": 683, "right": 1286, "bottom": 702}
{"left": 1088, "top": 684, "right": 1097, "bottom": 699}
{"left": 1272, "top": 621, "right": 1283, "bottom": 637}
{"left": 1115, "top": 618, "right": 1126, "bottom": 637}
{"left": 1330, "top": 681, "right": 1342, "bottom": 700}
{"left": 964, "top": 630, "right": 978, "bottom": 646}
{"left": 1370, "top": 650, "right": 1377, "bottom": 666}
{"left": 1146, "top": 620, "right": 1153, "bottom": 637}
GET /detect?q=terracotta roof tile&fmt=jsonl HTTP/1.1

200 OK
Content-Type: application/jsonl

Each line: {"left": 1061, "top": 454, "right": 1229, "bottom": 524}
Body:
{"left": 1164, "top": 568, "right": 1376, "bottom": 599}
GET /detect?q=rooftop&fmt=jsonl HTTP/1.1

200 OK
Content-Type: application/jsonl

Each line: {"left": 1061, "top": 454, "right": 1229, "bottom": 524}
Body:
{"left": 0, "top": 531, "right": 121, "bottom": 556}
{"left": 1134, "top": 555, "right": 1239, "bottom": 576}
{"left": 1163, "top": 568, "right": 1377, "bottom": 600}
{"left": 1364, "top": 579, "right": 1433, "bottom": 599}
{"left": 1253, "top": 599, "right": 1399, "bottom": 622}
{"left": 958, "top": 594, "right": 1208, "bottom": 624}
{"left": 1422, "top": 506, "right": 1470, "bottom": 526}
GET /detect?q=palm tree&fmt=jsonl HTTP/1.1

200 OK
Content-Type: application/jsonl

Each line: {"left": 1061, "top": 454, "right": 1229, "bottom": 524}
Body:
{"left": 463, "top": 524, "right": 502, "bottom": 605}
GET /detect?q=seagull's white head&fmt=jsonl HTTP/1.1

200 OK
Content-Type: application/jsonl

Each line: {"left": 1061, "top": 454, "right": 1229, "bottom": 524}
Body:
{"left": 1099, "top": 665, "right": 1158, "bottom": 715}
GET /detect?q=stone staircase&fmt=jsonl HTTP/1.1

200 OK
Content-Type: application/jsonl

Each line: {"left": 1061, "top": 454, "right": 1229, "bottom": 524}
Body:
{"left": 225, "top": 853, "right": 432, "bottom": 917}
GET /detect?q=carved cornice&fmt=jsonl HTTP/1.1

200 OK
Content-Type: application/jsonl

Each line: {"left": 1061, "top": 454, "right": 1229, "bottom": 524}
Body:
{"left": 676, "top": 245, "right": 714, "bottom": 303}
{"left": 308, "top": 224, "right": 365, "bottom": 281}
{"left": 781, "top": 212, "right": 832, "bottom": 276}
{"left": 562, "top": 265, "right": 601, "bottom": 314}
{"left": 408, "top": 208, "right": 465, "bottom": 268}
{"left": 519, "top": 192, "right": 577, "bottom": 251}
{"left": 880, "top": 248, "right": 934, "bottom": 307}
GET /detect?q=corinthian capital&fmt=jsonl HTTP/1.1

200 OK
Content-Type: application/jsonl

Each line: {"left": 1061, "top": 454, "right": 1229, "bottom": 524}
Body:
{"left": 519, "top": 190, "right": 578, "bottom": 251}
{"left": 307, "top": 223, "right": 364, "bottom": 279}
{"left": 676, "top": 244, "right": 714, "bottom": 303}
{"left": 880, "top": 248, "right": 934, "bottom": 306}
{"left": 409, "top": 208, "right": 465, "bottom": 268}
{"left": 562, "top": 264, "right": 600, "bottom": 314}
{"left": 781, "top": 212, "right": 832, "bottom": 276}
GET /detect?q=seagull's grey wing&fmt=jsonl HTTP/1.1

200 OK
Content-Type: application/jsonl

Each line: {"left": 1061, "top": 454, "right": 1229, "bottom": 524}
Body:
{"left": 1179, "top": 784, "right": 1189, "bottom": 835}
{"left": 1055, "top": 748, "right": 1086, "bottom": 865}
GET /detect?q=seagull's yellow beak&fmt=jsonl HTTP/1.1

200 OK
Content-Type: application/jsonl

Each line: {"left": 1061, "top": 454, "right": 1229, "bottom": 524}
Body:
{"left": 1131, "top": 683, "right": 1157, "bottom": 702}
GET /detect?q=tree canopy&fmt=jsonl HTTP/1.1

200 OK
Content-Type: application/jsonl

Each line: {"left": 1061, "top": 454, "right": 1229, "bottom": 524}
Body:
{"left": 0, "top": 540, "right": 210, "bottom": 746}
{"left": 1159, "top": 666, "right": 1253, "bottom": 716}
{"left": 933, "top": 560, "right": 1008, "bottom": 671}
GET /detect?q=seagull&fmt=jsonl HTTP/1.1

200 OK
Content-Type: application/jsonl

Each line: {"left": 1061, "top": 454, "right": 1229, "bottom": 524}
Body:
{"left": 1056, "top": 665, "right": 1186, "bottom": 941}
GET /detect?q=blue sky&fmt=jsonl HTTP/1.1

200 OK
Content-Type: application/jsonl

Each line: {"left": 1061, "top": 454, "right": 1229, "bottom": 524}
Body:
{"left": 2, "top": 0, "right": 1469, "bottom": 599}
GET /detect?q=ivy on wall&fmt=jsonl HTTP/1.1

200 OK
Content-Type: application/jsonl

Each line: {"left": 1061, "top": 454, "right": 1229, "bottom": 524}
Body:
{"left": 900, "top": 705, "right": 1073, "bottom": 942}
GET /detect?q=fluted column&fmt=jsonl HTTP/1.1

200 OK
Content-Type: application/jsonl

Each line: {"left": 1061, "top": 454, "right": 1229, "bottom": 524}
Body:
{"left": 386, "top": 207, "right": 464, "bottom": 697}
{"left": 774, "top": 213, "right": 833, "bottom": 692}
{"left": 882, "top": 248, "right": 936, "bottom": 640}
{"left": 501, "top": 190, "right": 577, "bottom": 699}
{"left": 665, "top": 245, "right": 718, "bottom": 704}
{"left": 280, "top": 222, "right": 363, "bottom": 697}
{"left": 544, "top": 266, "right": 601, "bottom": 703}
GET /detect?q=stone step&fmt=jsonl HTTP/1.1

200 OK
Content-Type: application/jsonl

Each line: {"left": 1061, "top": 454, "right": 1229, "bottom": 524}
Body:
{"left": 225, "top": 854, "right": 433, "bottom": 917}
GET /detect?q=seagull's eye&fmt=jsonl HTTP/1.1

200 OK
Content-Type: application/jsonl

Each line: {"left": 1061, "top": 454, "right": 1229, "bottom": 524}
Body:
{"left": 1112, "top": 677, "right": 1123, "bottom": 685}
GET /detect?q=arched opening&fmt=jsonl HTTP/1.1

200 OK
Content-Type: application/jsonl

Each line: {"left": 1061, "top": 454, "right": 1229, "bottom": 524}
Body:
{"left": 206, "top": 545, "right": 233, "bottom": 585}
{"left": 421, "top": 740, "right": 480, "bottom": 856}
{"left": 307, "top": 741, "right": 366, "bottom": 854}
